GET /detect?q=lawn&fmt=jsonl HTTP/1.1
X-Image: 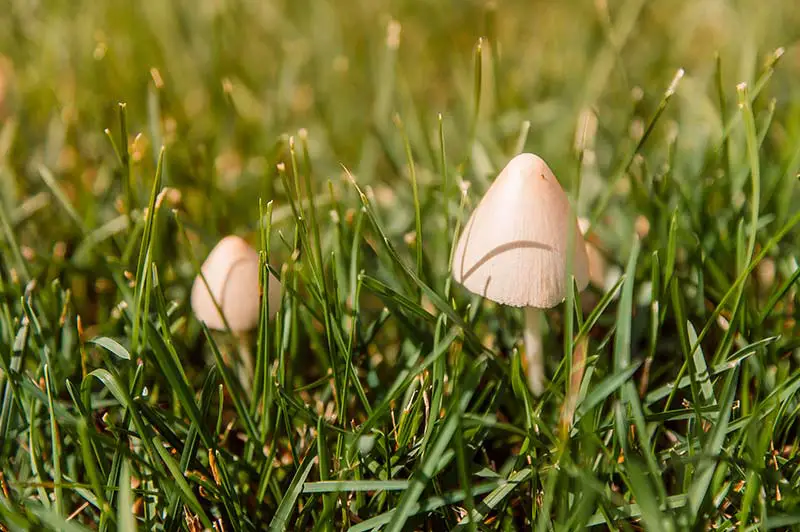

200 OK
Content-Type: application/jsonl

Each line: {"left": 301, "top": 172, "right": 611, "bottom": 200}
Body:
{"left": 0, "top": 0, "right": 799, "bottom": 530}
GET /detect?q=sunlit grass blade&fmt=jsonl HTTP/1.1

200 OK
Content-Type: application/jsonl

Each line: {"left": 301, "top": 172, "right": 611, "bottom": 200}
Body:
{"left": 44, "top": 365, "right": 64, "bottom": 518}
{"left": 117, "top": 102, "right": 134, "bottom": 213}
{"left": 686, "top": 322, "right": 716, "bottom": 406}
{"left": 131, "top": 147, "right": 165, "bottom": 353}
{"left": 303, "top": 480, "right": 409, "bottom": 493}
{"left": 394, "top": 114, "right": 423, "bottom": 291}
{"left": 118, "top": 459, "right": 136, "bottom": 532}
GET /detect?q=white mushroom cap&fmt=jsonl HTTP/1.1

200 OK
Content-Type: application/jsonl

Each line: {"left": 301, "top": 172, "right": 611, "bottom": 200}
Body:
{"left": 452, "top": 153, "right": 589, "bottom": 308}
{"left": 191, "top": 235, "right": 282, "bottom": 331}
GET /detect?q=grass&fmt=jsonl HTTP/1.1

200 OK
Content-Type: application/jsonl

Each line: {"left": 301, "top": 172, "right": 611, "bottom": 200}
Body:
{"left": 0, "top": 0, "right": 800, "bottom": 530}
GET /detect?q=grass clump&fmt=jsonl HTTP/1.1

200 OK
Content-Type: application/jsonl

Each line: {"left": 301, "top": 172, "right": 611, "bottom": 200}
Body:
{"left": 0, "top": 0, "right": 799, "bottom": 530}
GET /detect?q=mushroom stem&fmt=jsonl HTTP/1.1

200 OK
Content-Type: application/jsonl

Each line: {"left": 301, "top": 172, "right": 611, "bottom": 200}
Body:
{"left": 523, "top": 307, "right": 545, "bottom": 396}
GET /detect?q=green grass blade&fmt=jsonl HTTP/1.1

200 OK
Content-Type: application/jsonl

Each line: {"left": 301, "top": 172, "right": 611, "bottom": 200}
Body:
{"left": 77, "top": 418, "right": 109, "bottom": 517}
{"left": 43, "top": 365, "right": 64, "bottom": 518}
{"left": 0, "top": 198, "right": 30, "bottom": 280}
{"left": 645, "top": 336, "right": 774, "bottom": 404}
{"left": 686, "top": 321, "right": 716, "bottom": 406}
{"left": 28, "top": 505, "right": 94, "bottom": 532}
{"left": 686, "top": 367, "right": 739, "bottom": 519}
{"left": 152, "top": 435, "right": 213, "bottom": 530}
{"left": 118, "top": 459, "right": 137, "bottom": 532}
{"left": 459, "top": 467, "right": 531, "bottom": 526}
{"left": 86, "top": 337, "right": 132, "bottom": 360}
{"left": 394, "top": 114, "right": 424, "bottom": 290}
{"left": 625, "top": 459, "right": 669, "bottom": 532}
{"left": 575, "top": 361, "right": 642, "bottom": 421}
{"left": 303, "top": 480, "right": 410, "bottom": 493}
{"left": 131, "top": 147, "right": 165, "bottom": 353}
{"left": 268, "top": 447, "right": 318, "bottom": 532}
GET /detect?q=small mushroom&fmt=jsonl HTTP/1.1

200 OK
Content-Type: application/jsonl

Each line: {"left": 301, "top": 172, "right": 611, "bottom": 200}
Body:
{"left": 191, "top": 235, "right": 282, "bottom": 389}
{"left": 452, "top": 153, "right": 589, "bottom": 395}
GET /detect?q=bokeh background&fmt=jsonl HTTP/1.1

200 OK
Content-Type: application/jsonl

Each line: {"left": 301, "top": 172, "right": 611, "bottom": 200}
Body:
{"left": 2, "top": 0, "right": 799, "bottom": 238}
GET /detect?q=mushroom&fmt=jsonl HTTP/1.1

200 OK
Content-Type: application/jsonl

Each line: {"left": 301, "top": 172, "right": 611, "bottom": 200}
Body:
{"left": 452, "top": 153, "right": 589, "bottom": 395}
{"left": 191, "top": 235, "right": 282, "bottom": 390}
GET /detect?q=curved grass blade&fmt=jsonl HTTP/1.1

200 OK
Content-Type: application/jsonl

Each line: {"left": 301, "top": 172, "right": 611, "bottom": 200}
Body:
{"left": 87, "top": 337, "right": 132, "bottom": 360}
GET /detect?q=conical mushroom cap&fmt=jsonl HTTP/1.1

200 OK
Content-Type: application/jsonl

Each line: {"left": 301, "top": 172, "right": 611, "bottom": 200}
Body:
{"left": 452, "top": 153, "right": 589, "bottom": 308}
{"left": 191, "top": 235, "right": 282, "bottom": 331}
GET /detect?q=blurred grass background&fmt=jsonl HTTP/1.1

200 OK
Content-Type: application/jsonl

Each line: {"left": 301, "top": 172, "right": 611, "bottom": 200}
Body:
{"left": 2, "top": 2, "right": 799, "bottom": 204}
{"left": 1, "top": 0, "right": 800, "bottom": 529}
{"left": 1, "top": 0, "right": 799, "bottom": 318}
